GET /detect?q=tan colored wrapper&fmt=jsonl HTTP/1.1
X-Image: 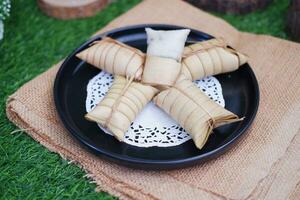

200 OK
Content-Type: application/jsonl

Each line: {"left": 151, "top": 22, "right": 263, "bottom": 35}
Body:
{"left": 76, "top": 37, "right": 145, "bottom": 80}
{"left": 85, "top": 76, "right": 158, "bottom": 141}
{"left": 154, "top": 75, "right": 242, "bottom": 149}
{"left": 181, "top": 38, "right": 248, "bottom": 80}
{"left": 142, "top": 56, "right": 181, "bottom": 87}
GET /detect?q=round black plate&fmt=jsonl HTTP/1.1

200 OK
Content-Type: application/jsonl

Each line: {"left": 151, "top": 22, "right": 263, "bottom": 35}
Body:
{"left": 54, "top": 24, "right": 259, "bottom": 170}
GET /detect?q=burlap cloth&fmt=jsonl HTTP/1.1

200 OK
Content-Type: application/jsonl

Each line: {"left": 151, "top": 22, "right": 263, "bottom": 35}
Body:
{"left": 6, "top": 0, "right": 300, "bottom": 199}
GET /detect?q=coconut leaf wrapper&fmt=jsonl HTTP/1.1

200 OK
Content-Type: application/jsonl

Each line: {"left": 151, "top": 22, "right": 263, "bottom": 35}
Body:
{"left": 153, "top": 76, "right": 242, "bottom": 149}
{"left": 141, "top": 28, "right": 190, "bottom": 87}
{"left": 142, "top": 56, "right": 182, "bottom": 87}
{"left": 76, "top": 37, "right": 145, "bottom": 80}
{"left": 181, "top": 38, "right": 248, "bottom": 80}
{"left": 85, "top": 76, "right": 158, "bottom": 141}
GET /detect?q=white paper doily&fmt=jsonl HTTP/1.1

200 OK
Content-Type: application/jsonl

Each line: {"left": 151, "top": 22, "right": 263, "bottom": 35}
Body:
{"left": 86, "top": 71, "right": 225, "bottom": 147}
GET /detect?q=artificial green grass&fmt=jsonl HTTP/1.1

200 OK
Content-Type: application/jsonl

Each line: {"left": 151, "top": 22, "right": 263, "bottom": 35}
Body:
{"left": 0, "top": 0, "right": 290, "bottom": 199}
{"left": 216, "top": 0, "right": 290, "bottom": 39}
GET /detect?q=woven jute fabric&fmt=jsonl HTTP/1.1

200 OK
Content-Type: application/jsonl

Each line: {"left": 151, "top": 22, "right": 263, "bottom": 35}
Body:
{"left": 6, "top": 0, "right": 300, "bottom": 199}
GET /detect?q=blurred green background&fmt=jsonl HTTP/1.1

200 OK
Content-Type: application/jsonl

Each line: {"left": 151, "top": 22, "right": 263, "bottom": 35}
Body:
{"left": 0, "top": 0, "right": 290, "bottom": 199}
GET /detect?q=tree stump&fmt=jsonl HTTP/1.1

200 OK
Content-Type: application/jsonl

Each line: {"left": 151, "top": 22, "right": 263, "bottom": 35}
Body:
{"left": 287, "top": 0, "right": 300, "bottom": 40}
{"left": 38, "top": 0, "right": 109, "bottom": 20}
{"left": 186, "top": 0, "right": 273, "bottom": 14}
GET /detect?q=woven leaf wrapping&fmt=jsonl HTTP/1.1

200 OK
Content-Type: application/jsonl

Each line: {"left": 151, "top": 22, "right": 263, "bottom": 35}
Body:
{"left": 142, "top": 55, "right": 182, "bottom": 87}
{"left": 141, "top": 28, "right": 190, "bottom": 86}
{"left": 76, "top": 38, "right": 145, "bottom": 80}
{"left": 77, "top": 35, "right": 246, "bottom": 149}
{"left": 181, "top": 38, "right": 248, "bottom": 80}
{"left": 76, "top": 37, "right": 247, "bottom": 82}
{"left": 85, "top": 76, "right": 158, "bottom": 141}
{"left": 153, "top": 76, "right": 241, "bottom": 149}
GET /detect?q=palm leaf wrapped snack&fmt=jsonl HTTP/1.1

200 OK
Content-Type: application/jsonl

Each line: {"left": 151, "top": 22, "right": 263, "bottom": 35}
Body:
{"left": 82, "top": 29, "right": 244, "bottom": 149}
{"left": 181, "top": 38, "right": 248, "bottom": 80}
{"left": 76, "top": 37, "right": 145, "bottom": 80}
{"left": 142, "top": 28, "right": 190, "bottom": 87}
{"left": 85, "top": 76, "right": 158, "bottom": 141}
{"left": 153, "top": 76, "right": 242, "bottom": 149}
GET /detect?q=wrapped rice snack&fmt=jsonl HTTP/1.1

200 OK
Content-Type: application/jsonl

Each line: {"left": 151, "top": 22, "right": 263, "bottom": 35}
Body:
{"left": 142, "top": 28, "right": 190, "bottom": 87}
{"left": 76, "top": 37, "right": 145, "bottom": 80}
{"left": 153, "top": 76, "right": 242, "bottom": 149}
{"left": 85, "top": 76, "right": 158, "bottom": 141}
{"left": 181, "top": 38, "right": 248, "bottom": 80}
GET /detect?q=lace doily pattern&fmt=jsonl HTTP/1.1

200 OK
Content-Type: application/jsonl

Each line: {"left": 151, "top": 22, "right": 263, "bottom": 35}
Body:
{"left": 86, "top": 71, "right": 225, "bottom": 147}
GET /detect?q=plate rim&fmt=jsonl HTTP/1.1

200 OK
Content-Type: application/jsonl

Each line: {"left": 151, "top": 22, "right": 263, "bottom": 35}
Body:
{"left": 54, "top": 24, "right": 260, "bottom": 169}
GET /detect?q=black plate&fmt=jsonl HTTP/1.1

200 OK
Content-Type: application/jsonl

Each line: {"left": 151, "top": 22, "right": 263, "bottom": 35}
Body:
{"left": 54, "top": 24, "right": 259, "bottom": 170}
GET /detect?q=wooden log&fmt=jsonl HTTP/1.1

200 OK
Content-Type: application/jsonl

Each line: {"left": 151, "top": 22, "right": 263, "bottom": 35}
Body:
{"left": 38, "top": 0, "right": 109, "bottom": 20}
{"left": 185, "top": 0, "right": 273, "bottom": 14}
{"left": 287, "top": 0, "right": 300, "bottom": 41}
